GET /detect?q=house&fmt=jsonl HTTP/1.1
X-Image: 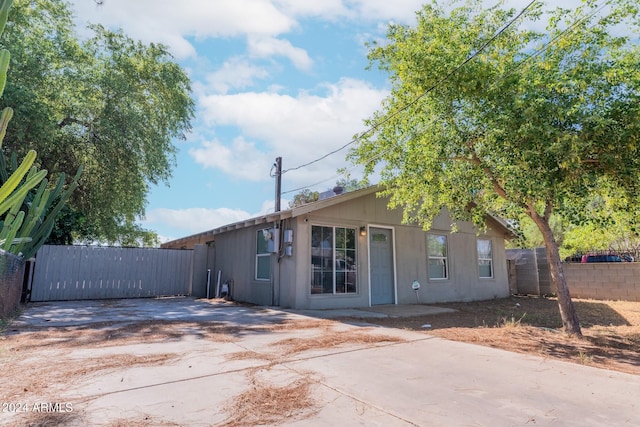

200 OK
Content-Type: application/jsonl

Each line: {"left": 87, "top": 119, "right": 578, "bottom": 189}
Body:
{"left": 162, "top": 186, "right": 514, "bottom": 309}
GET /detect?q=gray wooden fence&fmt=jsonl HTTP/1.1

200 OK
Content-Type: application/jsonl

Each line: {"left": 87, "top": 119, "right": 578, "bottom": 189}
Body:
{"left": 30, "top": 245, "right": 194, "bottom": 301}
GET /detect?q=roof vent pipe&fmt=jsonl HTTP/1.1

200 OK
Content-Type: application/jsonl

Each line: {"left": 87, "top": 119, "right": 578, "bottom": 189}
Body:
{"left": 332, "top": 185, "right": 344, "bottom": 195}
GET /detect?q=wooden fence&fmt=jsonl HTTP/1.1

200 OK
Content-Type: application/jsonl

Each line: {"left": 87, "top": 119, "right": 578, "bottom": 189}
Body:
{"left": 30, "top": 245, "right": 194, "bottom": 301}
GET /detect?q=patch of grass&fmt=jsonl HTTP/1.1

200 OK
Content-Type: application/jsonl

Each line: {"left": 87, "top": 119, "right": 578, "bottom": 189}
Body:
{"left": 498, "top": 313, "right": 526, "bottom": 328}
{"left": 0, "top": 304, "right": 24, "bottom": 333}
{"left": 364, "top": 296, "right": 640, "bottom": 375}
{"left": 578, "top": 350, "right": 593, "bottom": 365}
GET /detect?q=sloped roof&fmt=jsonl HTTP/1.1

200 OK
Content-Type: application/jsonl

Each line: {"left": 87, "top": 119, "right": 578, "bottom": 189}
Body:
{"left": 161, "top": 186, "right": 379, "bottom": 248}
{"left": 161, "top": 185, "right": 514, "bottom": 248}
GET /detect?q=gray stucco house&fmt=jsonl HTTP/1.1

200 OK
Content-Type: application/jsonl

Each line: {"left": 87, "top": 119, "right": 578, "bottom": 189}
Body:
{"left": 163, "top": 186, "right": 514, "bottom": 309}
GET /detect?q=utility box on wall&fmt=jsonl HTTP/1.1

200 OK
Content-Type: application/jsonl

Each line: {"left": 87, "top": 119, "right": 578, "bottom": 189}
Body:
{"left": 267, "top": 228, "right": 280, "bottom": 253}
{"left": 284, "top": 229, "right": 293, "bottom": 256}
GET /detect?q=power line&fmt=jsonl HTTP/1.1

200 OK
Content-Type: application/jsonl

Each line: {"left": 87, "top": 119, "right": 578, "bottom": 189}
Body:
{"left": 514, "top": 0, "right": 611, "bottom": 67}
{"left": 280, "top": 0, "right": 537, "bottom": 176}
{"left": 282, "top": 1, "right": 613, "bottom": 196}
{"left": 281, "top": 0, "right": 537, "bottom": 193}
{"left": 281, "top": 174, "right": 342, "bottom": 196}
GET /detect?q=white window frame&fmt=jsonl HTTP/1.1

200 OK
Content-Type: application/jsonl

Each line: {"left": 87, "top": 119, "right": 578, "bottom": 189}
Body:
{"left": 255, "top": 229, "right": 271, "bottom": 281}
{"left": 427, "top": 234, "right": 448, "bottom": 280}
{"left": 477, "top": 238, "right": 494, "bottom": 279}
{"left": 310, "top": 225, "right": 357, "bottom": 295}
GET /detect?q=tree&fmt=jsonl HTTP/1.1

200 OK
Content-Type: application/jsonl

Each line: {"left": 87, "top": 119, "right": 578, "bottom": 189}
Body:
{"left": 0, "top": 0, "right": 81, "bottom": 258}
{"left": 335, "top": 168, "right": 370, "bottom": 192}
{"left": 1, "top": 0, "right": 195, "bottom": 245}
{"left": 288, "top": 171, "right": 370, "bottom": 208}
{"left": 351, "top": 0, "right": 640, "bottom": 335}
{"left": 510, "top": 183, "right": 640, "bottom": 260}
{"left": 289, "top": 189, "right": 319, "bottom": 208}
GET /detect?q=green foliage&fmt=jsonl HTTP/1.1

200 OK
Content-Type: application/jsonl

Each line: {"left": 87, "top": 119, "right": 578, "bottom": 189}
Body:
{"left": 289, "top": 189, "right": 319, "bottom": 208}
{"left": 1, "top": 0, "right": 195, "bottom": 244}
{"left": 289, "top": 170, "right": 370, "bottom": 208}
{"left": 0, "top": 0, "right": 82, "bottom": 258}
{"left": 510, "top": 178, "right": 640, "bottom": 258}
{"left": 335, "top": 168, "right": 370, "bottom": 192}
{"left": 351, "top": 0, "right": 640, "bottom": 335}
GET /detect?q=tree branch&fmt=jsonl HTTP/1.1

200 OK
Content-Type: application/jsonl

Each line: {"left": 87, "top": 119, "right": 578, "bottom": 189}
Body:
{"left": 58, "top": 116, "right": 90, "bottom": 129}
{"left": 544, "top": 199, "right": 553, "bottom": 222}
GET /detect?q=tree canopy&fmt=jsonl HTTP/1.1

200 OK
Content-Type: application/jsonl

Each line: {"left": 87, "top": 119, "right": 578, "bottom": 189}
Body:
{"left": 0, "top": 0, "right": 195, "bottom": 245}
{"left": 351, "top": 0, "right": 640, "bottom": 335}
{"left": 288, "top": 171, "right": 369, "bottom": 208}
{"left": 0, "top": 0, "right": 82, "bottom": 259}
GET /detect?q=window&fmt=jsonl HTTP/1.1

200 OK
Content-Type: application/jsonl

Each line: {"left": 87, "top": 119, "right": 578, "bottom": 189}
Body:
{"left": 477, "top": 239, "right": 493, "bottom": 278}
{"left": 311, "top": 226, "right": 357, "bottom": 294}
{"left": 256, "top": 229, "right": 271, "bottom": 281}
{"left": 428, "top": 234, "right": 448, "bottom": 279}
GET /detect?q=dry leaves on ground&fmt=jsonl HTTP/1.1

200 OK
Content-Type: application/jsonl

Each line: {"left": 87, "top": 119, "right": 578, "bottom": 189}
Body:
{"left": 363, "top": 297, "right": 640, "bottom": 375}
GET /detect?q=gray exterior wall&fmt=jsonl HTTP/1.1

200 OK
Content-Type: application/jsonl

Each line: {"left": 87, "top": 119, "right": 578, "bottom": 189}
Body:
{"left": 213, "top": 225, "right": 275, "bottom": 306}
{"left": 213, "top": 192, "right": 510, "bottom": 309}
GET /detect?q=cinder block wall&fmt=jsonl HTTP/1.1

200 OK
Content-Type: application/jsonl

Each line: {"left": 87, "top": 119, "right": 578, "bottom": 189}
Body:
{"left": 535, "top": 247, "right": 553, "bottom": 295}
{"left": 506, "top": 248, "right": 541, "bottom": 295}
{"left": 507, "top": 247, "right": 640, "bottom": 301}
{"left": 563, "top": 263, "right": 640, "bottom": 302}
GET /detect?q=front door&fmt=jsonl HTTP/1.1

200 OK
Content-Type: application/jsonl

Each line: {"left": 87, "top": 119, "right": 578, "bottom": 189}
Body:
{"left": 369, "top": 227, "right": 395, "bottom": 305}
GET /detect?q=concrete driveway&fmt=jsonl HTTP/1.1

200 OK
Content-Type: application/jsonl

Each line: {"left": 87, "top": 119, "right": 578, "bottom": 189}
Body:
{"left": 2, "top": 297, "right": 639, "bottom": 426}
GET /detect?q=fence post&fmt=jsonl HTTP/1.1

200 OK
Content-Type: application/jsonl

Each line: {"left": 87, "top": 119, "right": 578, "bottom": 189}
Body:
{"left": 0, "top": 249, "right": 25, "bottom": 319}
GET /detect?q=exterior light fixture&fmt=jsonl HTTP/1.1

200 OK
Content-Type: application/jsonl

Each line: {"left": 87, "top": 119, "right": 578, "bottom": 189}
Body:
{"left": 360, "top": 226, "right": 367, "bottom": 237}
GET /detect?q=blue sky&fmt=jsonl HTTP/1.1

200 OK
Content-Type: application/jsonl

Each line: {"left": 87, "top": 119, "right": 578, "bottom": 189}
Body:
{"left": 65, "top": 0, "right": 568, "bottom": 243}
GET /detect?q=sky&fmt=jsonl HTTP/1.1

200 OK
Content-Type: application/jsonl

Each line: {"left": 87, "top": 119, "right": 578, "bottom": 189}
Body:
{"left": 64, "top": 0, "right": 571, "bottom": 243}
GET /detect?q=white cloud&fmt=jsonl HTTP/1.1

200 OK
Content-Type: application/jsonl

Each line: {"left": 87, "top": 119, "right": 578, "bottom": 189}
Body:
{"left": 70, "top": 0, "right": 296, "bottom": 59}
{"left": 195, "top": 78, "right": 388, "bottom": 187}
{"left": 144, "top": 199, "right": 288, "bottom": 242}
{"left": 189, "top": 137, "right": 272, "bottom": 181}
{"left": 70, "top": 0, "right": 428, "bottom": 61}
{"left": 273, "top": 0, "right": 349, "bottom": 20}
{"left": 349, "top": 0, "right": 423, "bottom": 24}
{"left": 204, "top": 57, "right": 270, "bottom": 94}
{"left": 248, "top": 37, "right": 313, "bottom": 71}
{"left": 273, "top": 0, "right": 422, "bottom": 24}
{"left": 144, "top": 207, "right": 252, "bottom": 236}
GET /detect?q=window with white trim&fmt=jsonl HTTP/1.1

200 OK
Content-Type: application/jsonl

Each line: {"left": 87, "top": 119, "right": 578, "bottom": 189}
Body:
{"left": 255, "top": 229, "right": 271, "bottom": 281}
{"left": 428, "top": 234, "right": 448, "bottom": 279}
{"left": 310, "top": 225, "right": 357, "bottom": 294}
{"left": 477, "top": 238, "right": 493, "bottom": 278}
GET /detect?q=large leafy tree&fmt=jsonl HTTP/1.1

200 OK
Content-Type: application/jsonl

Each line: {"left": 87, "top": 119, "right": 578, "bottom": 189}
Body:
{"left": 351, "top": 0, "right": 640, "bottom": 335}
{"left": 1, "top": 0, "right": 194, "bottom": 245}
{"left": 0, "top": 0, "right": 81, "bottom": 258}
{"left": 511, "top": 184, "right": 640, "bottom": 260}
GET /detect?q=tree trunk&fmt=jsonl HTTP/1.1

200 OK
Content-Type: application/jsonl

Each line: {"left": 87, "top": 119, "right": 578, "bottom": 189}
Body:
{"left": 528, "top": 208, "right": 582, "bottom": 336}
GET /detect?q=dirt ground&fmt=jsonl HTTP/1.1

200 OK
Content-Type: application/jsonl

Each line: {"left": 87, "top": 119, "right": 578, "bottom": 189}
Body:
{"left": 0, "top": 297, "right": 638, "bottom": 426}
{"left": 362, "top": 296, "right": 640, "bottom": 375}
{"left": 0, "top": 303, "right": 404, "bottom": 427}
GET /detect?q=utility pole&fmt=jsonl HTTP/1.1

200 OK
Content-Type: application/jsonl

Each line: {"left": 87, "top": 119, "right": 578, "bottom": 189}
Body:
{"left": 274, "top": 157, "right": 282, "bottom": 212}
